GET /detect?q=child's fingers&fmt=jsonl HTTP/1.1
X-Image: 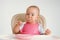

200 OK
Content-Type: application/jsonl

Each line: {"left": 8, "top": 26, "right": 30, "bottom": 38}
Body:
{"left": 16, "top": 21, "right": 22, "bottom": 25}
{"left": 45, "top": 29, "right": 51, "bottom": 35}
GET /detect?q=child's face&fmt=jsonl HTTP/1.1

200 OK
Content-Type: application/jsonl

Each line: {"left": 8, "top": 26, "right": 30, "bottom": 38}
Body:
{"left": 25, "top": 7, "right": 39, "bottom": 23}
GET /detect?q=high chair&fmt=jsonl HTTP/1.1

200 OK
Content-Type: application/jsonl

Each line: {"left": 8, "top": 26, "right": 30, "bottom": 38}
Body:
{"left": 11, "top": 13, "right": 46, "bottom": 34}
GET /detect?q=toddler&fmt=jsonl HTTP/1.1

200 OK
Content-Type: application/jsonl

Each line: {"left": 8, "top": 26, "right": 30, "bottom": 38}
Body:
{"left": 13, "top": 5, "right": 51, "bottom": 35}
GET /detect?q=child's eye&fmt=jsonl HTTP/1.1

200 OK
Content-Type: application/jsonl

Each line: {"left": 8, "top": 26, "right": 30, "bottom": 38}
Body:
{"left": 32, "top": 14, "right": 34, "bottom": 16}
{"left": 26, "top": 14, "right": 29, "bottom": 15}
{"left": 26, "top": 13, "right": 34, "bottom": 16}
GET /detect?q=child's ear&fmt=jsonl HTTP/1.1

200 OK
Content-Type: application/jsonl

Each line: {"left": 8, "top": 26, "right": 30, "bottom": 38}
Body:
{"left": 37, "top": 15, "right": 40, "bottom": 18}
{"left": 36, "top": 15, "right": 39, "bottom": 22}
{"left": 36, "top": 15, "right": 39, "bottom": 20}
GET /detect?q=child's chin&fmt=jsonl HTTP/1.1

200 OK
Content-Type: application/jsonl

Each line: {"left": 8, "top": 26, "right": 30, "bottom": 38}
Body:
{"left": 27, "top": 21, "right": 32, "bottom": 23}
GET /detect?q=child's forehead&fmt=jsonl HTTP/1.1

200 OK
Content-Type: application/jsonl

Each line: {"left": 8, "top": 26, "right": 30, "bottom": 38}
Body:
{"left": 28, "top": 7, "right": 38, "bottom": 10}
{"left": 26, "top": 6, "right": 40, "bottom": 13}
{"left": 26, "top": 6, "right": 40, "bottom": 15}
{"left": 27, "top": 7, "right": 39, "bottom": 13}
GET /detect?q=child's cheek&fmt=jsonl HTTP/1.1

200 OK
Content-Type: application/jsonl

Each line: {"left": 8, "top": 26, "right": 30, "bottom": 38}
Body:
{"left": 25, "top": 16, "right": 28, "bottom": 20}
{"left": 33, "top": 16, "right": 37, "bottom": 20}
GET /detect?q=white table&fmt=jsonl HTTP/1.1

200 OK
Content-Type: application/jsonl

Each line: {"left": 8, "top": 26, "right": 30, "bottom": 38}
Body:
{"left": 0, "top": 34, "right": 60, "bottom": 40}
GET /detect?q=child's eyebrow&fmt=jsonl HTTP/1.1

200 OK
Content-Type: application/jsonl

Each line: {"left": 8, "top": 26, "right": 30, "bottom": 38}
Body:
{"left": 26, "top": 13, "right": 35, "bottom": 16}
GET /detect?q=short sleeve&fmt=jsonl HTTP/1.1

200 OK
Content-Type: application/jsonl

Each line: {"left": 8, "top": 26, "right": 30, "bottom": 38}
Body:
{"left": 38, "top": 24, "right": 45, "bottom": 34}
{"left": 19, "top": 22, "right": 25, "bottom": 30}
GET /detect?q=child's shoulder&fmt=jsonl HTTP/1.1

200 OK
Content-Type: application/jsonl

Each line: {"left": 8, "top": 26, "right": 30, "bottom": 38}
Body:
{"left": 19, "top": 22, "right": 26, "bottom": 30}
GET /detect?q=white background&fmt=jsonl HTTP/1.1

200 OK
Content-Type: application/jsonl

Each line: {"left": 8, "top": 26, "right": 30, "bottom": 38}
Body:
{"left": 0, "top": 0, "right": 60, "bottom": 36}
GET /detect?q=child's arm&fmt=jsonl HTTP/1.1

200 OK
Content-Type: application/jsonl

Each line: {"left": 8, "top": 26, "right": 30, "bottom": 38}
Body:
{"left": 40, "top": 28, "right": 51, "bottom": 35}
{"left": 13, "top": 21, "right": 22, "bottom": 34}
{"left": 39, "top": 24, "right": 51, "bottom": 35}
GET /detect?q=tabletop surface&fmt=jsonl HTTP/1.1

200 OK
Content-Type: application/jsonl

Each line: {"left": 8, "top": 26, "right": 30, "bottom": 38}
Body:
{"left": 0, "top": 34, "right": 60, "bottom": 40}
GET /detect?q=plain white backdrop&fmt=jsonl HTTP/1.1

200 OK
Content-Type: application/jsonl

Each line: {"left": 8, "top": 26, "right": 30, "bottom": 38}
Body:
{"left": 0, "top": 0, "right": 60, "bottom": 36}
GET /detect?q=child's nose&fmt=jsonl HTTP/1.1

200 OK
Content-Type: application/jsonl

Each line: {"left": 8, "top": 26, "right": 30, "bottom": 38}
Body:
{"left": 28, "top": 14, "right": 32, "bottom": 18}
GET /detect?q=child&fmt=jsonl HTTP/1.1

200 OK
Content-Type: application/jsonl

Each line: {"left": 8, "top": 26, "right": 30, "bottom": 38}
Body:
{"left": 13, "top": 5, "right": 51, "bottom": 35}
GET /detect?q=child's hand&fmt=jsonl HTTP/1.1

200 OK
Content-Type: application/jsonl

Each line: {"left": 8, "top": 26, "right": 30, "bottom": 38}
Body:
{"left": 16, "top": 20, "right": 22, "bottom": 25}
{"left": 45, "top": 29, "right": 51, "bottom": 35}
{"left": 13, "top": 20, "right": 22, "bottom": 34}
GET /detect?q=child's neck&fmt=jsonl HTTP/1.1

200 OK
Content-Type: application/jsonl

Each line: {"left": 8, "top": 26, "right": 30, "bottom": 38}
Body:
{"left": 26, "top": 21, "right": 37, "bottom": 24}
